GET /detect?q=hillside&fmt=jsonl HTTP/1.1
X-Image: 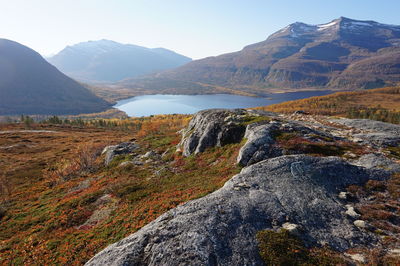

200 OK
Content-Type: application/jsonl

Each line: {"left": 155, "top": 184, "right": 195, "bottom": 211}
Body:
{"left": 119, "top": 17, "right": 400, "bottom": 95}
{"left": 0, "top": 116, "right": 241, "bottom": 264}
{"left": 258, "top": 86, "right": 400, "bottom": 124}
{"left": 0, "top": 39, "right": 110, "bottom": 115}
{"left": 47, "top": 40, "right": 191, "bottom": 82}
{"left": 1, "top": 108, "right": 399, "bottom": 265}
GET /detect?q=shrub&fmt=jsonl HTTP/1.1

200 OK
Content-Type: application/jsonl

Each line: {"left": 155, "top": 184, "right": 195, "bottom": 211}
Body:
{"left": 0, "top": 205, "right": 6, "bottom": 220}
{"left": 387, "top": 173, "right": 400, "bottom": 198}
{"left": 0, "top": 173, "right": 11, "bottom": 199}
{"left": 256, "top": 229, "right": 345, "bottom": 265}
{"left": 48, "top": 144, "right": 105, "bottom": 182}
{"left": 365, "top": 180, "right": 386, "bottom": 192}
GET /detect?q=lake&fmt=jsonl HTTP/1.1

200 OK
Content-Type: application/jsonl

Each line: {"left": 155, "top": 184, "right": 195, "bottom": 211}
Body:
{"left": 114, "top": 91, "right": 333, "bottom": 117}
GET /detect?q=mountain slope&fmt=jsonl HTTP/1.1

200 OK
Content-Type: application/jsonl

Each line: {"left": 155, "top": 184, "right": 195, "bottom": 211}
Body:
{"left": 258, "top": 86, "right": 400, "bottom": 124}
{"left": 0, "top": 39, "right": 110, "bottom": 115}
{"left": 47, "top": 40, "right": 191, "bottom": 82}
{"left": 120, "top": 17, "right": 400, "bottom": 94}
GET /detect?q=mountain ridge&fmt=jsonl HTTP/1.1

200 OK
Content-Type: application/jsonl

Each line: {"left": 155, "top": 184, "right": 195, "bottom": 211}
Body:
{"left": 47, "top": 40, "right": 192, "bottom": 82}
{"left": 118, "top": 17, "right": 400, "bottom": 95}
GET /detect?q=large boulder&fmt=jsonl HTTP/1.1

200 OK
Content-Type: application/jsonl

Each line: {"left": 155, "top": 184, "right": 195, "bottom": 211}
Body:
{"left": 86, "top": 155, "right": 389, "bottom": 266}
{"left": 180, "top": 109, "right": 339, "bottom": 166}
{"left": 179, "top": 109, "right": 250, "bottom": 156}
{"left": 102, "top": 142, "right": 139, "bottom": 166}
{"left": 236, "top": 122, "right": 279, "bottom": 166}
{"left": 237, "top": 120, "right": 340, "bottom": 166}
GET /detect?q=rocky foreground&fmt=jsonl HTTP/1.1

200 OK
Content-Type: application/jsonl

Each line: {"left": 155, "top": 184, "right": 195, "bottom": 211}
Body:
{"left": 87, "top": 109, "right": 400, "bottom": 265}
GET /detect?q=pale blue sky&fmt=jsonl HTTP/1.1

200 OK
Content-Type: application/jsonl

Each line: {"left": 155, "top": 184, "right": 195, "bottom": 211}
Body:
{"left": 0, "top": 0, "right": 399, "bottom": 59}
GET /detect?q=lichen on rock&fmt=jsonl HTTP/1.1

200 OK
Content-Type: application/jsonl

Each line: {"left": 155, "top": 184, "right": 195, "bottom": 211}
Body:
{"left": 86, "top": 155, "right": 390, "bottom": 266}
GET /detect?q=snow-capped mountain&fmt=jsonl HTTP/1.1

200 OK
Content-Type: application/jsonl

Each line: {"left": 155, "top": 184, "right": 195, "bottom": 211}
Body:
{"left": 121, "top": 17, "right": 400, "bottom": 93}
{"left": 47, "top": 40, "right": 191, "bottom": 82}
{"left": 275, "top": 17, "right": 400, "bottom": 38}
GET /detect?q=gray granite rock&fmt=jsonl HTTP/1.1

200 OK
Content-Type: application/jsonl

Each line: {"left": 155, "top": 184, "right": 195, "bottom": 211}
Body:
{"left": 180, "top": 109, "right": 250, "bottom": 156}
{"left": 331, "top": 119, "right": 400, "bottom": 135}
{"left": 237, "top": 119, "right": 339, "bottom": 166}
{"left": 103, "top": 142, "right": 139, "bottom": 166}
{"left": 237, "top": 122, "right": 279, "bottom": 166}
{"left": 331, "top": 119, "right": 400, "bottom": 146}
{"left": 351, "top": 153, "right": 400, "bottom": 173}
{"left": 86, "top": 155, "right": 388, "bottom": 266}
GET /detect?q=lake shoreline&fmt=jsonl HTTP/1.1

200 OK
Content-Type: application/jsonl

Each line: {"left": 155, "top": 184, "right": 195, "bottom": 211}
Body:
{"left": 114, "top": 91, "right": 334, "bottom": 117}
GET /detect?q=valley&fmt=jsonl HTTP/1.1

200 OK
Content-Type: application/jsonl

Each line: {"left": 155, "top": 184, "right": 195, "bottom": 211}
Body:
{"left": 0, "top": 5, "right": 400, "bottom": 265}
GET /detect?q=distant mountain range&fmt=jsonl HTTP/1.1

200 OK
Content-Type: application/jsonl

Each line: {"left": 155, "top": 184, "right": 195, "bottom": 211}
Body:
{"left": 0, "top": 39, "right": 110, "bottom": 115}
{"left": 119, "top": 17, "right": 400, "bottom": 95}
{"left": 47, "top": 40, "right": 191, "bottom": 82}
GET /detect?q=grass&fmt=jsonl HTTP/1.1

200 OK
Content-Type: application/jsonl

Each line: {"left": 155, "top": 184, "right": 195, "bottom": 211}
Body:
{"left": 240, "top": 115, "right": 271, "bottom": 126}
{"left": 386, "top": 146, "right": 400, "bottom": 160}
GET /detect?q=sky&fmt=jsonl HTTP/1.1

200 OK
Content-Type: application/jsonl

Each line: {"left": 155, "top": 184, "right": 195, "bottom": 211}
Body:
{"left": 0, "top": 0, "right": 399, "bottom": 59}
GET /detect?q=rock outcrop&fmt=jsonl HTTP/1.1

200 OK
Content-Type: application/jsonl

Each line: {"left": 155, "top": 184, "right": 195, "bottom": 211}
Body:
{"left": 86, "top": 155, "right": 390, "bottom": 266}
{"left": 181, "top": 109, "right": 341, "bottom": 167}
{"left": 352, "top": 153, "right": 400, "bottom": 173}
{"left": 87, "top": 109, "right": 400, "bottom": 265}
{"left": 236, "top": 122, "right": 279, "bottom": 166}
{"left": 179, "top": 109, "right": 250, "bottom": 156}
{"left": 331, "top": 118, "right": 400, "bottom": 147}
{"left": 102, "top": 142, "right": 139, "bottom": 166}
{"left": 237, "top": 119, "right": 339, "bottom": 166}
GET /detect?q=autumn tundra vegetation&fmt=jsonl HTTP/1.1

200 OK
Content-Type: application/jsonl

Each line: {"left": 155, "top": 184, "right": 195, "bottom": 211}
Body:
{"left": 1, "top": 86, "right": 400, "bottom": 264}
{"left": 0, "top": 114, "right": 245, "bottom": 264}
{"left": 259, "top": 86, "right": 400, "bottom": 124}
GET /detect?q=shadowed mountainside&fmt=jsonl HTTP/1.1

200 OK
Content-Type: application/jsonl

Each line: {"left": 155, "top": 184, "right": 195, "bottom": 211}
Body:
{"left": 0, "top": 39, "right": 110, "bottom": 115}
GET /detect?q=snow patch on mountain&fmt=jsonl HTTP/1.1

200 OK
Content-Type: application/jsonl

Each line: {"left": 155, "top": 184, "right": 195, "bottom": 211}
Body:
{"left": 288, "top": 23, "right": 317, "bottom": 37}
{"left": 317, "top": 20, "right": 339, "bottom": 31}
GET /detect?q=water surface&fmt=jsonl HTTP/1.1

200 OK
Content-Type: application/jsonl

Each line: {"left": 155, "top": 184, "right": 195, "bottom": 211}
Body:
{"left": 114, "top": 91, "right": 332, "bottom": 117}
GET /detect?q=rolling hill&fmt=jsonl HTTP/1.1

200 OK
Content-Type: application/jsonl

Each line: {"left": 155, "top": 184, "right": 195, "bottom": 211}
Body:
{"left": 119, "top": 17, "right": 400, "bottom": 94}
{"left": 0, "top": 39, "right": 110, "bottom": 115}
{"left": 47, "top": 40, "right": 191, "bottom": 82}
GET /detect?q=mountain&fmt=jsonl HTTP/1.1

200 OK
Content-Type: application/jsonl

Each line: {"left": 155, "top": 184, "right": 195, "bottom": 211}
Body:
{"left": 47, "top": 40, "right": 192, "bottom": 82}
{"left": 120, "top": 17, "right": 400, "bottom": 94}
{"left": 0, "top": 39, "right": 110, "bottom": 115}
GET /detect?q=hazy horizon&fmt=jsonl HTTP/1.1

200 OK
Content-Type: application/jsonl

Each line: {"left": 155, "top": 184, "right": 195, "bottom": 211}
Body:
{"left": 1, "top": 0, "right": 400, "bottom": 59}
